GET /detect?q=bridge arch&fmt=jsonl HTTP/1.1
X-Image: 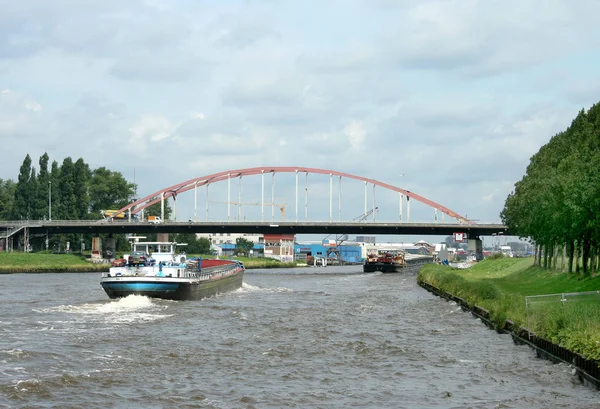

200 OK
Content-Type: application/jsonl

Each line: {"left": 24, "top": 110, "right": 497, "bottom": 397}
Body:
{"left": 115, "top": 166, "right": 471, "bottom": 223}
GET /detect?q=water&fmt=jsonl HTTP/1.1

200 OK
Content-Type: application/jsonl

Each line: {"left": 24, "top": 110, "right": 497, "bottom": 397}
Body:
{"left": 1, "top": 266, "right": 598, "bottom": 409}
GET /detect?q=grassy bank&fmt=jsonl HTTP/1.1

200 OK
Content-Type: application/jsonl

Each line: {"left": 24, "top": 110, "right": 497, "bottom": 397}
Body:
{"left": 0, "top": 253, "right": 302, "bottom": 273}
{"left": 418, "top": 257, "right": 600, "bottom": 361}
{"left": 0, "top": 253, "right": 108, "bottom": 273}
{"left": 238, "top": 258, "right": 299, "bottom": 269}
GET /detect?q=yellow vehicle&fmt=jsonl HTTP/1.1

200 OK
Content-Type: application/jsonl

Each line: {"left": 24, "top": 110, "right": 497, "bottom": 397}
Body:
{"left": 102, "top": 210, "right": 126, "bottom": 219}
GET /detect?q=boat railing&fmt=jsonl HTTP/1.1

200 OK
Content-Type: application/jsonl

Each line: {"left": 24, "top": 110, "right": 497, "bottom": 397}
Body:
{"left": 101, "top": 261, "right": 241, "bottom": 280}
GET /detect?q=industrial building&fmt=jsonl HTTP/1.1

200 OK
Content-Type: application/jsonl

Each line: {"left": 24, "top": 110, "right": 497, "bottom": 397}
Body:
{"left": 202, "top": 231, "right": 436, "bottom": 265}
{"left": 195, "top": 232, "right": 263, "bottom": 245}
{"left": 264, "top": 233, "right": 295, "bottom": 262}
{"left": 294, "top": 242, "right": 363, "bottom": 264}
{"left": 213, "top": 242, "right": 265, "bottom": 258}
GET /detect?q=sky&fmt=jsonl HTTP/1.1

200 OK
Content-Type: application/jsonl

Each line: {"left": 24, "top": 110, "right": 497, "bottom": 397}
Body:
{"left": 1, "top": 0, "right": 600, "bottom": 242}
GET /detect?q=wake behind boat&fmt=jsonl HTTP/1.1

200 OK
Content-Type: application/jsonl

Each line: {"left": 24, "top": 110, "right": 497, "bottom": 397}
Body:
{"left": 100, "top": 240, "right": 244, "bottom": 301}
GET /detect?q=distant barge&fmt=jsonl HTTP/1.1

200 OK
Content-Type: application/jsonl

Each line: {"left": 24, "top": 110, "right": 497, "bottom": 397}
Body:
{"left": 363, "top": 251, "right": 433, "bottom": 273}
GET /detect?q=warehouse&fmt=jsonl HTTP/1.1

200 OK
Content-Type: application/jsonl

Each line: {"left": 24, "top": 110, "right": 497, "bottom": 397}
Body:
{"left": 294, "top": 242, "right": 362, "bottom": 264}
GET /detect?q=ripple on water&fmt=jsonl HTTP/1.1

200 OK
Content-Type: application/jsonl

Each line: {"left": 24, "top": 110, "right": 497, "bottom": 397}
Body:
{"left": 1, "top": 271, "right": 599, "bottom": 409}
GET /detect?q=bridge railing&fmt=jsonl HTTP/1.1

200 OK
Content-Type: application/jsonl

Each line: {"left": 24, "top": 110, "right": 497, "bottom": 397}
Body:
{"left": 0, "top": 219, "right": 479, "bottom": 226}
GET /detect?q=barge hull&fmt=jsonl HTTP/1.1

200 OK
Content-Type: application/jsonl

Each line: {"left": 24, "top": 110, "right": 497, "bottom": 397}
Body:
{"left": 101, "top": 270, "right": 244, "bottom": 301}
{"left": 363, "top": 263, "right": 405, "bottom": 273}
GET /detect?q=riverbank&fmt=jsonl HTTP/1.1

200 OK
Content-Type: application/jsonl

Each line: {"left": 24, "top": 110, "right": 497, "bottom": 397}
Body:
{"left": 0, "top": 253, "right": 304, "bottom": 273}
{"left": 417, "top": 256, "right": 600, "bottom": 386}
{"left": 0, "top": 253, "right": 109, "bottom": 273}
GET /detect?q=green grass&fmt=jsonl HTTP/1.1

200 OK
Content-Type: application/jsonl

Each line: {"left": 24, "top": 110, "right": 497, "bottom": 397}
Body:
{"left": 456, "top": 257, "right": 599, "bottom": 294}
{"left": 0, "top": 252, "right": 303, "bottom": 273}
{"left": 0, "top": 252, "right": 107, "bottom": 273}
{"left": 228, "top": 256, "right": 299, "bottom": 269}
{"left": 418, "top": 257, "right": 600, "bottom": 361}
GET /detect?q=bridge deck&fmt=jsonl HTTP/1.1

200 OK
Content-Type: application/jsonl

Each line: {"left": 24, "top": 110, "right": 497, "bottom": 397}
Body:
{"left": 0, "top": 220, "right": 509, "bottom": 237}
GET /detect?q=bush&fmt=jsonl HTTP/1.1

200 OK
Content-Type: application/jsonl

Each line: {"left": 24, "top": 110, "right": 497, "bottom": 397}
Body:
{"left": 487, "top": 253, "right": 504, "bottom": 260}
{"left": 472, "top": 280, "right": 501, "bottom": 300}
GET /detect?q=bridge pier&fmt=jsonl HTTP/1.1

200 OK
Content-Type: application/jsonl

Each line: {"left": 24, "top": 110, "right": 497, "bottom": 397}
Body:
{"left": 105, "top": 237, "right": 116, "bottom": 259}
{"left": 468, "top": 237, "right": 484, "bottom": 261}
{"left": 91, "top": 237, "right": 102, "bottom": 260}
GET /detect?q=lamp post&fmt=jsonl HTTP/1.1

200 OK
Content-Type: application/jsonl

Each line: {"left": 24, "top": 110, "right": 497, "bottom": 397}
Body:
{"left": 48, "top": 181, "right": 52, "bottom": 221}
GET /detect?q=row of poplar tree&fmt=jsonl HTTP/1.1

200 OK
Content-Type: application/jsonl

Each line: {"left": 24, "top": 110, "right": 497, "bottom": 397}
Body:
{"left": 0, "top": 153, "right": 220, "bottom": 254}
{"left": 501, "top": 102, "right": 600, "bottom": 274}
{"left": 0, "top": 153, "right": 136, "bottom": 221}
{"left": 0, "top": 153, "right": 140, "bottom": 252}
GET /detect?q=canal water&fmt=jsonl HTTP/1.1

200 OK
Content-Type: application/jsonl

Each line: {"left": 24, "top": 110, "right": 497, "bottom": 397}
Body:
{"left": 1, "top": 266, "right": 598, "bottom": 408}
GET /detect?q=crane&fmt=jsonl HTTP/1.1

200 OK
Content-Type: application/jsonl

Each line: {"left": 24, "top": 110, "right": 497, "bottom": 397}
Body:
{"left": 209, "top": 200, "right": 287, "bottom": 221}
{"left": 323, "top": 207, "right": 378, "bottom": 244}
{"left": 355, "top": 207, "right": 377, "bottom": 222}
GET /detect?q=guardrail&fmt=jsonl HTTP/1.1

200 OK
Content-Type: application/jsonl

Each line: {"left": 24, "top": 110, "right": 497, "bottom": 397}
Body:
{"left": 0, "top": 219, "right": 509, "bottom": 236}
{"left": 525, "top": 290, "right": 600, "bottom": 337}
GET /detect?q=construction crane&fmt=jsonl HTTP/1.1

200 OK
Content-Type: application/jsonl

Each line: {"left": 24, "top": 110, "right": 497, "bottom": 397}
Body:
{"left": 209, "top": 200, "right": 287, "bottom": 221}
{"left": 323, "top": 207, "right": 378, "bottom": 243}
{"left": 355, "top": 207, "right": 377, "bottom": 222}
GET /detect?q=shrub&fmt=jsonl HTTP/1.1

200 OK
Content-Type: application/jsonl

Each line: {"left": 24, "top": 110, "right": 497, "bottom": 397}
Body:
{"left": 487, "top": 253, "right": 504, "bottom": 260}
{"left": 472, "top": 280, "right": 501, "bottom": 300}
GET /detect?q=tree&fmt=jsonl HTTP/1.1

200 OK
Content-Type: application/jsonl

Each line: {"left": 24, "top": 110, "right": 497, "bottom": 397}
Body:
{"left": 235, "top": 237, "right": 254, "bottom": 257}
{"left": 88, "top": 167, "right": 136, "bottom": 215}
{"left": 144, "top": 196, "right": 172, "bottom": 220}
{"left": 501, "top": 102, "right": 600, "bottom": 274}
{"left": 0, "top": 179, "right": 16, "bottom": 219}
{"left": 4, "top": 154, "right": 144, "bottom": 252}
{"left": 28, "top": 166, "right": 37, "bottom": 219}
{"left": 49, "top": 160, "right": 60, "bottom": 220}
{"left": 196, "top": 237, "right": 212, "bottom": 255}
{"left": 172, "top": 233, "right": 211, "bottom": 254}
{"left": 57, "top": 157, "right": 77, "bottom": 220}
{"left": 33, "top": 153, "right": 50, "bottom": 220}
{"left": 73, "top": 158, "right": 91, "bottom": 219}
{"left": 12, "top": 154, "right": 34, "bottom": 220}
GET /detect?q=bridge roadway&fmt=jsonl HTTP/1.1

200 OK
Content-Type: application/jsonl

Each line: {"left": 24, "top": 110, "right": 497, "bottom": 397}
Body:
{"left": 0, "top": 220, "right": 510, "bottom": 237}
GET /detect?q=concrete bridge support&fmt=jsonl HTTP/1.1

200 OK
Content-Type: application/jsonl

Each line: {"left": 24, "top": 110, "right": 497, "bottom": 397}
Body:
{"left": 468, "top": 237, "right": 484, "bottom": 261}
{"left": 105, "top": 237, "right": 116, "bottom": 259}
{"left": 91, "top": 237, "right": 102, "bottom": 260}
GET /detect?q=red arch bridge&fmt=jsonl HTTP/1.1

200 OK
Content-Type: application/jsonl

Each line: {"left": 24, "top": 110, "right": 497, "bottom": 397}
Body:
{"left": 0, "top": 167, "right": 509, "bottom": 237}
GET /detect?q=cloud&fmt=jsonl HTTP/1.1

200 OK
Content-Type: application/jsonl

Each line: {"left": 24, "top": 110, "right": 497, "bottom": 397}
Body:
{"left": 222, "top": 79, "right": 303, "bottom": 109}
{"left": 109, "top": 51, "right": 210, "bottom": 83}
{"left": 129, "top": 114, "right": 176, "bottom": 144}
{"left": 215, "top": 21, "right": 280, "bottom": 49}
{"left": 1, "top": 0, "right": 600, "bottom": 226}
{"left": 0, "top": 89, "right": 43, "bottom": 137}
{"left": 347, "top": 0, "right": 600, "bottom": 78}
{"left": 411, "top": 101, "right": 495, "bottom": 129}
{"left": 344, "top": 120, "right": 367, "bottom": 151}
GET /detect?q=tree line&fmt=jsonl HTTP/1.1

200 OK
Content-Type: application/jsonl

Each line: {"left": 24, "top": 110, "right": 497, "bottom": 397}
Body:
{"left": 0, "top": 153, "right": 138, "bottom": 252}
{"left": 501, "top": 102, "right": 600, "bottom": 274}
{"left": 0, "top": 153, "right": 216, "bottom": 254}
{"left": 0, "top": 153, "right": 136, "bottom": 220}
